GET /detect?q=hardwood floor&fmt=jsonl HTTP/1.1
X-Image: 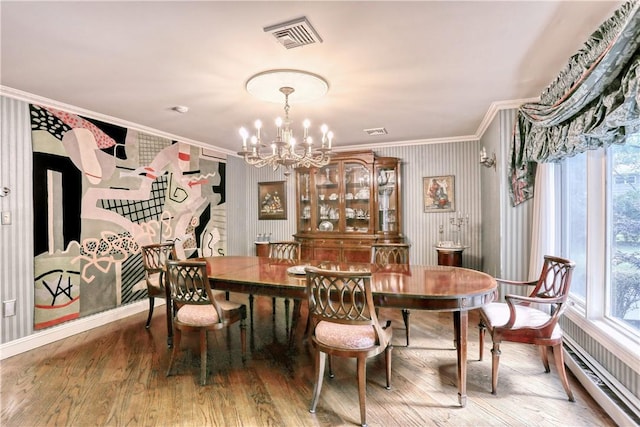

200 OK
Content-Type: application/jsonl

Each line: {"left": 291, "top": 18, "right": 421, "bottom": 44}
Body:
{"left": 1, "top": 295, "right": 615, "bottom": 426}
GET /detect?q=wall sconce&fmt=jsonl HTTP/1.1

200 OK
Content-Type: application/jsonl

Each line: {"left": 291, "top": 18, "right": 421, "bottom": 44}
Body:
{"left": 480, "top": 147, "right": 496, "bottom": 170}
{"left": 0, "top": 187, "right": 9, "bottom": 197}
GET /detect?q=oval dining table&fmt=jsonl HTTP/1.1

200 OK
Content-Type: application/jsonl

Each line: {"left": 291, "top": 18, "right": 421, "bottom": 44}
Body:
{"left": 195, "top": 255, "right": 497, "bottom": 407}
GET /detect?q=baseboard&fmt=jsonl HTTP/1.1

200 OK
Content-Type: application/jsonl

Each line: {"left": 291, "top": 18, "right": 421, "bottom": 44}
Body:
{"left": 0, "top": 300, "right": 162, "bottom": 360}
{"left": 564, "top": 339, "right": 640, "bottom": 427}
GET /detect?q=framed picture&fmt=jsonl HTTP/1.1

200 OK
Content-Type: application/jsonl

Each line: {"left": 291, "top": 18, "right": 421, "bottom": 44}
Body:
{"left": 423, "top": 175, "right": 455, "bottom": 213}
{"left": 258, "top": 181, "right": 287, "bottom": 220}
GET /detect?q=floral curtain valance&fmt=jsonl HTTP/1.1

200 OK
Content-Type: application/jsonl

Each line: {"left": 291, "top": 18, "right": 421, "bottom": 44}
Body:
{"left": 510, "top": 0, "right": 640, "bottom": 206}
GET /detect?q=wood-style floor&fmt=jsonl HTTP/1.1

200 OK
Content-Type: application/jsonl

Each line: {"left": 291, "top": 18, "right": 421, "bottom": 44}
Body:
{"left": 1, "top": 295, "right": 615, "bottom": 426}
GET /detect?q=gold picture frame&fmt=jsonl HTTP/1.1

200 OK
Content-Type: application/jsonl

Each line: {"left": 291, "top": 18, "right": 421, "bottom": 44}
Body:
{"left": 423, "top": 175, "right": 455, "bottom": 213}
{"left": 258, "top": 181, "right": 287, "bottom": 220}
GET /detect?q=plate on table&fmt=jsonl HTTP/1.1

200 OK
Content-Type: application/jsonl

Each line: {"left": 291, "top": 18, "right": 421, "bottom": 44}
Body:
{"left": 287, "top": 265, "right": 309, "bottom": 275}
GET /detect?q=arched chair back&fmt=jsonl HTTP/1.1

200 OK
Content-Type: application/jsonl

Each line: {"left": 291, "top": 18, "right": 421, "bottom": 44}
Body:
{"left": 268, "top": 241, "right": 301, "bottom": 261}
{"left": 371, "top": 243, "right": 410, "bottom": 267}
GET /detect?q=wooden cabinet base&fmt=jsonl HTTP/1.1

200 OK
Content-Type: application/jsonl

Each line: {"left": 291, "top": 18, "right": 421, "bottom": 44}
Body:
{"left": 296, "top": 235, "right": 402, "bottom": 262}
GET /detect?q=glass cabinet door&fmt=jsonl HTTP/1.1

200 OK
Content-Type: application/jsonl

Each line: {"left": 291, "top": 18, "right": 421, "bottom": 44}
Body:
{"left": 315, "top": 164, "right": 340, "bottom": 232}
{"left": 375, "top": 166, "right": 398, "bottom": 233}
{"left": 344, "top": 162, "right": 371, "bottom": 233}
{"left": 297, "top": 171, "right": 312, "bottom": 232}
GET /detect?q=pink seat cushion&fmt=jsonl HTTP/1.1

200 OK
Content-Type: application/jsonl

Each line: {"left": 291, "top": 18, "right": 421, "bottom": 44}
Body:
{"left": 482, "top": 302, "right": 562, "bottom": 339}
{"left": 315, "top": 321, "right": 390, "bottom": 350}
{"left": 176, "top": 304, "right": 220, "bottom": 327}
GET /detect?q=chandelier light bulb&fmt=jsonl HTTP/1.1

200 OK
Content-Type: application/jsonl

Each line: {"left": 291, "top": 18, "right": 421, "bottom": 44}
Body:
{"left": 239, "top": 127, "right": 248, "bottom": 149}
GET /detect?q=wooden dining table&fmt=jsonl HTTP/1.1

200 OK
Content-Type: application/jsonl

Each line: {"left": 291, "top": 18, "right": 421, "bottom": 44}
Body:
{"left": 199, "top": 255, "right": 497, "bottom": 407}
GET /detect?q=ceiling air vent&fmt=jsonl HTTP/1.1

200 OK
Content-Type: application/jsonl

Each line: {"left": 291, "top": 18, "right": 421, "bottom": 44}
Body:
{"left": 364, "top": 127, "right": 388, "bottom": 136}
{"left": 264, "top": 17, "right": 323, "bottom": 49}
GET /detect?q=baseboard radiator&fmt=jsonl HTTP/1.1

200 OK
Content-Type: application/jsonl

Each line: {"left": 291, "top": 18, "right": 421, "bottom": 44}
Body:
{"left": 564, "top": 337, "right": 640, "bottom": 426}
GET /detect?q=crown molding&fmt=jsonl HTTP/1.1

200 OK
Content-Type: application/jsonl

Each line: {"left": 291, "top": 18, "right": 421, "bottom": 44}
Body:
{"left": 1, "top": 85, "right": 539, "bottom": 156}
{"left": 0, "top": 85, "right": 236, "bottom": 158}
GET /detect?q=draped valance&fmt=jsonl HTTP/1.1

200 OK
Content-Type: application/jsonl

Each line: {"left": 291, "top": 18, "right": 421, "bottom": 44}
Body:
{"left": 510, "top": 0, "right": 640, "bottom": 206}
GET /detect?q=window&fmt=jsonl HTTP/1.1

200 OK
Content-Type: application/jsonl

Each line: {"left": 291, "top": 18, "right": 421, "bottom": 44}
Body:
{"left": 608, "top": 138, "right": 640, "bottom": 332}
{"left": 562, "top": 136, "right": 640, "bottom": 336}
{"left": 563, "top": 154, "right": 587, "bottom": 301}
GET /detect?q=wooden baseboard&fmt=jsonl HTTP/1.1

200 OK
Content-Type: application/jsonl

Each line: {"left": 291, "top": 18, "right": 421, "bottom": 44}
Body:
{"left": 0, "top": 300, "right": 161, "bottom": 360}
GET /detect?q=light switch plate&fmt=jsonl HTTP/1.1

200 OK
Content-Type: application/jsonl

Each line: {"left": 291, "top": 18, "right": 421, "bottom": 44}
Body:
{"left": 3, "top": 300, "right": 16, "bottom": 317}
{"left": 1, "top": 211, "right": 10, "bottom": 225}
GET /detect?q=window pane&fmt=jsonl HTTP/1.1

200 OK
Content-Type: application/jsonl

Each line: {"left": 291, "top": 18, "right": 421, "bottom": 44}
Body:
{"left": 564, "top": 153, "right": 587, "bottom": 300}
{"left": 609, "top": 136, "right": 640, "bottom": 332}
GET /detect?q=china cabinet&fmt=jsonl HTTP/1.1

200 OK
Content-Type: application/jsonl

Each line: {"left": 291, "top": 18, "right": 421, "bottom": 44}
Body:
{"left": 294, "top": 150, "right": 403, "bottom": 262}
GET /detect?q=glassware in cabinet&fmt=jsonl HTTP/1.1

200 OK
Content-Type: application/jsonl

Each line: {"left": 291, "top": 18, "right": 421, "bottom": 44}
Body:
{"left": 344, "top": 162, "right": 371, "bottom": 233}
{"left": 375, "top": 161, "right": 400, "bottom": 234}
{"left": 316, "top": 165, "right": 339, "bottom": 232}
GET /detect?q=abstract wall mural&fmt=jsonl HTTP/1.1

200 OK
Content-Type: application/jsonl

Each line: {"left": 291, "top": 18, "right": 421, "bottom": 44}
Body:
{"left": 30, "top": 104, "right": 226, "bottom": 329}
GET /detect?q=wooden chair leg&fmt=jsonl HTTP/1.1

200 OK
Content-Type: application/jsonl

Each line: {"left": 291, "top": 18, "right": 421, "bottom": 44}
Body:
{"left": 385, "top": 345, "right": 393, "bottom": 390}
{"left": 356, "top": 356, "right": 367, "bottom": 427}
{"left": 166, "top": 328, "right": 181, "bottom": 377}
{"left": 490, "top": 342, "right": 501, "bottom": 395}
{"left": 552, "top": 343, "right": 575, "bottom": 402}
{"left": 166, "top": 299, "right": 174, "bottom": 348}
{"left": 328, "top": 355, "right": 334, "bottom": 378}
{"left": 145, "top": 297, "right": 154, "bottom": 329}
{"left": 309, "top": 351, "right": 326, "bottom": 414}
{"left": 272, "top": 297, "right": 277, "bottom": 318}
{"left": 539, "top": 345, "right": 550, "bottom": 373}
{"left": 401, "top": 309, "right": 410, "bottom": 346}
{"left": 478, "top": 320, "right": 486, "bottom": 361}
{"left": 200, "top": 329, "right": 208, "bottom": 386}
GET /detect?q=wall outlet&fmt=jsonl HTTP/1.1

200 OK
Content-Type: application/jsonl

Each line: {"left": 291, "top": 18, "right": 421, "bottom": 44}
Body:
{"left": 1, "top": 211, "right": 10, "bottom": 225}
{"left": 3, "top": 300, "right": 16, "bottom": 317}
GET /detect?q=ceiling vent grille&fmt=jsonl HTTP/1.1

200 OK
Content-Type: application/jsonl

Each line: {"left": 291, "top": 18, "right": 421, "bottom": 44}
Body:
{"left": 364, "top": 127, "right": 388, "bottom": 136}
{"left": 264, "top": 17, "right": 322, "bottom": 49}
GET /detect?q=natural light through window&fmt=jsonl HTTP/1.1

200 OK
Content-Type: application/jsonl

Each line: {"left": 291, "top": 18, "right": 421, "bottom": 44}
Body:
{"left": 609, "top": 137, "right": 640, "bottom": 332}
{"left": 562, "top": 135, "right": 640, "bottom": 337}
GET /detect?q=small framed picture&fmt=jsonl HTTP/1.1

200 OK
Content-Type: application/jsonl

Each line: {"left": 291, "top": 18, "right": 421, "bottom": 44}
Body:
{"left": 258, "top": 181, "right": 287, "bottom": 220}
{"left": 423, "top": 175, "right": 455, "bottom": 213}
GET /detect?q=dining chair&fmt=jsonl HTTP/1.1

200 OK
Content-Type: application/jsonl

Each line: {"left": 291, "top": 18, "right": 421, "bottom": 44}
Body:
{"left": 306, "top": 267, "right": 393, "bottom": 427}
{"left": 140, "top": 242, "right": 176, "bottom": 345}
{"left": 165, "top": 260, "right": 247, "bottom": 385}
{"left": 371, "top": 243, "right": 411, "bottom": 345}
{"left": 250, "top": 241, "right": 301, "bottom": 323}
{"left": 478, "top": 255, "right": 576, "bottom": 401}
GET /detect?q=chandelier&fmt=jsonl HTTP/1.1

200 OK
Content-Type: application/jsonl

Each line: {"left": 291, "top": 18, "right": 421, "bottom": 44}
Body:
{"left": 238, "top": 70, "right": 333, "bottom": 176}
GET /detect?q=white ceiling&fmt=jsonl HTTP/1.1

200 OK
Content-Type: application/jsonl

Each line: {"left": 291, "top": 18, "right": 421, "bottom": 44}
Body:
{"left": 0, "top": 1, "right": 624, "bottom": 155}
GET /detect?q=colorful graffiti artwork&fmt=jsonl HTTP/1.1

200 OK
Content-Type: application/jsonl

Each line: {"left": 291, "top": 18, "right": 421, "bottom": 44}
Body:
{"left": 30, "top": 104, "right": 226, "bottom": 329}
